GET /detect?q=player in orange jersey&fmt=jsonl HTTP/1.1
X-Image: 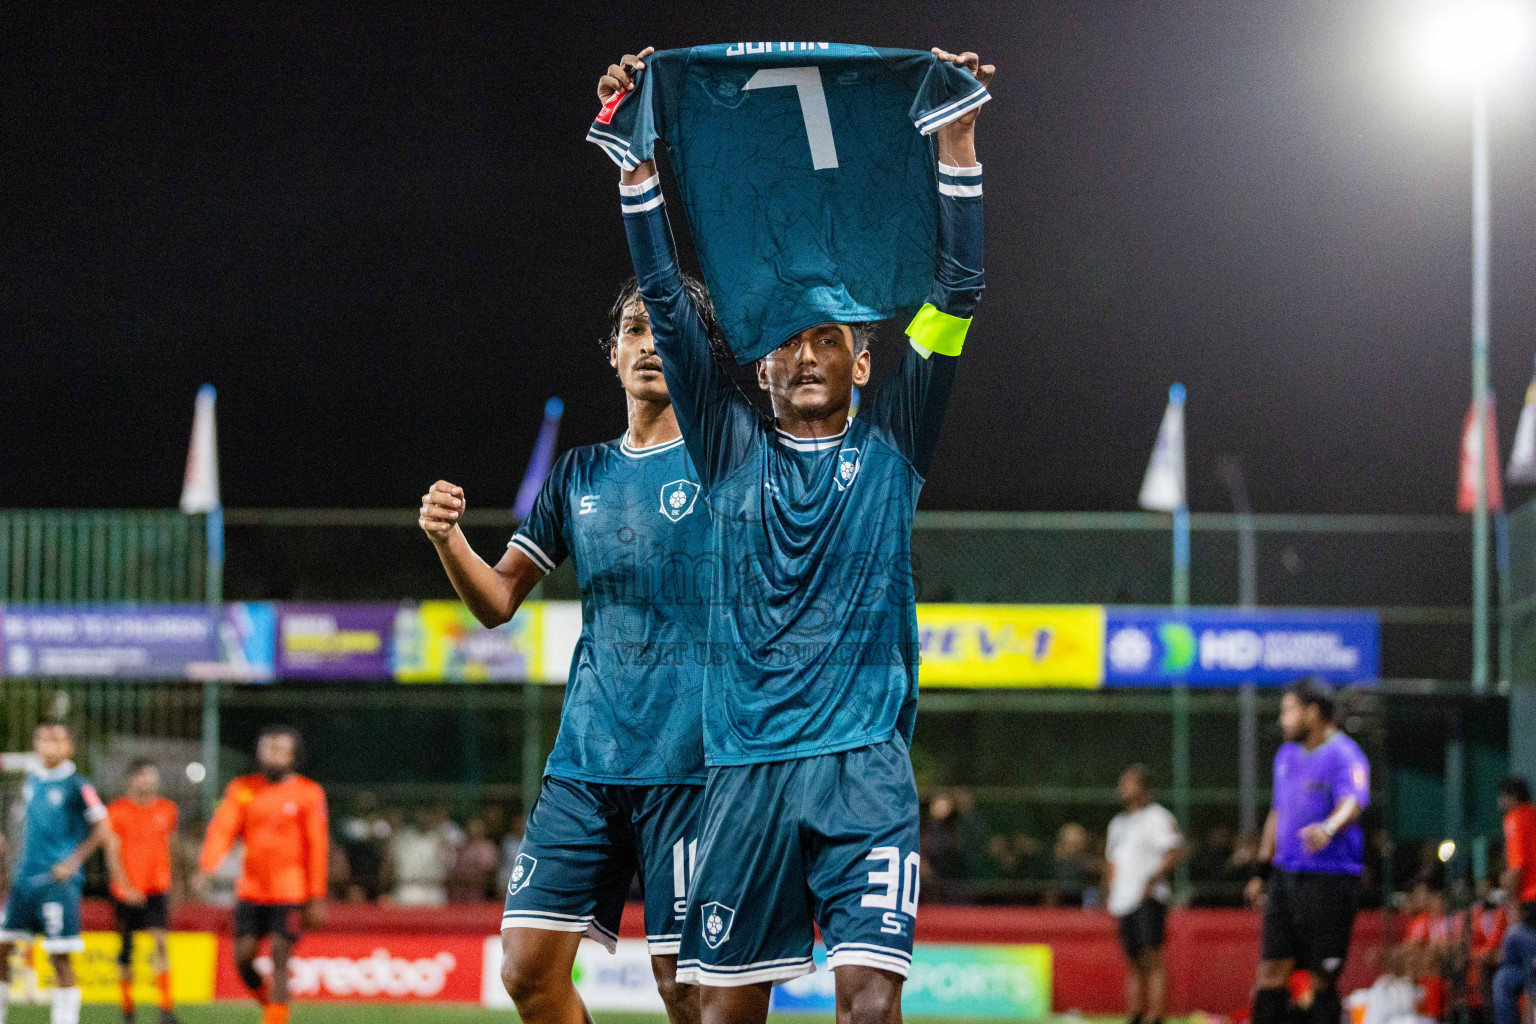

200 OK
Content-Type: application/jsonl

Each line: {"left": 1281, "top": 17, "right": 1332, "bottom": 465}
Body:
{"left": 194, "top": 727, "right": 327, "bottom": 1024}
{"left": 108, "top": 759, "right": 179, "bottom": 1023}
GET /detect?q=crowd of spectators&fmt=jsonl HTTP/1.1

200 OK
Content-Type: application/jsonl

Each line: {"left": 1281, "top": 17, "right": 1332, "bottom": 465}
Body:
{"left": 917, "top": 788, "right": 1388, "bottom": 908}
{"left": 328, "top": 794, "right": 526, "bottom": 906}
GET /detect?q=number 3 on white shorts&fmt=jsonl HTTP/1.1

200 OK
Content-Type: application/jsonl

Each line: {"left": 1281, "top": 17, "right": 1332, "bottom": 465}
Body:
{"left": 861, "top": 847, "right": 920, "bottom": 934}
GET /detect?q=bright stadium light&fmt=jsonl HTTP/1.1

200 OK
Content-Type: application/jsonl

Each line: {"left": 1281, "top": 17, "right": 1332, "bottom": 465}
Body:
{"left": 1411, "top": 2, "right": 1535, "bottom": 86}
{"left": 1438, "top": 839, "right": 1457, "bottom": 863}
{"left": 186, "top": 761, "right": 207, "bottom": 784}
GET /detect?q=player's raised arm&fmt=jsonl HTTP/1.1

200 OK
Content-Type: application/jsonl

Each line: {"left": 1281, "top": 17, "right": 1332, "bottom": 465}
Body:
{"left": 866, "top": 49, "right": 992, "bottom": 476}
{"left": 595, "top": 49, "right": 759, "bottom": 489}
{"left": 419, "top": 481, "right": 544, "bottom": 628}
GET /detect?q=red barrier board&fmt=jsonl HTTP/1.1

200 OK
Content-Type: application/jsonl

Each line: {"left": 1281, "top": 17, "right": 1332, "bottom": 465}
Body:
{"left": 213, "top": 934, "right": 484, "bottom": 1002}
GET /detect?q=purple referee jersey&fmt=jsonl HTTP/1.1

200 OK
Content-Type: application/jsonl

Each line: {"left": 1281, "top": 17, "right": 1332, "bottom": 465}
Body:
{"left": 1272, "top": 731, "right": 1370, "bottom": 875}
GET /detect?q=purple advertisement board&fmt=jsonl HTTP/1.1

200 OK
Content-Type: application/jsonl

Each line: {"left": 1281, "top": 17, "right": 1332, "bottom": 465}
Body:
{"left": 276, "top": 603, "right": 398, "bottom": 679}
{"left": 0, "top": 605, "right": 219, "bottom": 679}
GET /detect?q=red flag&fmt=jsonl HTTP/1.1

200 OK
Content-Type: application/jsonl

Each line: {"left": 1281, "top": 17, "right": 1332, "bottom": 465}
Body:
{"left": 1458, "top": 396, "right": 1504, "bottom": 513}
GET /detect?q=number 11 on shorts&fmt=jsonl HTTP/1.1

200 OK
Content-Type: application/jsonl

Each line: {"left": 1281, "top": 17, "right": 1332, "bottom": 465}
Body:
{"left": 862, "top": 847, "right": 920, "bottom": 935}
{"left": 672, "top": 837, "right": 697, "bottom": 921}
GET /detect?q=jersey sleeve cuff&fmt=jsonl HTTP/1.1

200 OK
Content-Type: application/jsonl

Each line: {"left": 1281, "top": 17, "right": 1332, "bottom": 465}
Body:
{"left": 587, "top": 125, "right": 642, "bottom": 171}
{"left": 619, "top": 174, "right": 664, "bottom": 215}
{"left": 507, "top": 534, "right": 555, "bottom": 574}
{"left": 937, "top": 162, "right": 982, "bottom": 198}
{"left": 905, "top": 302, "right": 970, "bottom": 358}
{"left": 85, "top": 804, "right": 109, "bottom": 824}
{"left": 914, "top": 85, "right": 992, "bottom": 135}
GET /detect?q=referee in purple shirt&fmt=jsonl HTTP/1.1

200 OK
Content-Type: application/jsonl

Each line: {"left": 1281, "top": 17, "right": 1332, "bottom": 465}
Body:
{"left": 1245, "top": 679, "right": 1370, "bottom": 1024}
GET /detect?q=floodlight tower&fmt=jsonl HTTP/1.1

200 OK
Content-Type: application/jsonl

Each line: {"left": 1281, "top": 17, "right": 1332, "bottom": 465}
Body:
{"left": 1411, "top": 2, "right": 1533, "bottom": 694}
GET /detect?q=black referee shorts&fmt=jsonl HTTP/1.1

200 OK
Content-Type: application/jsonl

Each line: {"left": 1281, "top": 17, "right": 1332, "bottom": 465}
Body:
{"left": 113, "top": 893, "right": 170, "bottom": 965}
{"left": 233, "top": 901, "right": 304, "bottom": 942}
{"left": 1261, "top": 869, "right": 1360, "bottom": 975}
{"left": 1117, "top": 898, "right": 1167, "bottom": 959}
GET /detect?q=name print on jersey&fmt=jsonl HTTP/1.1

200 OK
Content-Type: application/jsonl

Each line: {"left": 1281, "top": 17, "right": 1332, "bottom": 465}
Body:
{"left": 724, "top": 42, "right": 831, "bottom": 55}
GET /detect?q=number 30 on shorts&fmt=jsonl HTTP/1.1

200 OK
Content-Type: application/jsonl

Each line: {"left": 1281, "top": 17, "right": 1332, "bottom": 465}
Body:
{"left": 861, "top": 847, "right": 920, "bottom": 935}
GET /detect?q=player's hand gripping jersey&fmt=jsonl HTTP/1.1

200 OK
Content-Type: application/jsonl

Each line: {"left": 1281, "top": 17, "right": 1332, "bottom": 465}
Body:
{"left": 614, "top": 76, "right": 984, "bottom": 768}
{"left": 510, "top": 436, "right": 710, "bottom": 784}
{"left": 590, "top": 43, "right": 990, "bottom": 362}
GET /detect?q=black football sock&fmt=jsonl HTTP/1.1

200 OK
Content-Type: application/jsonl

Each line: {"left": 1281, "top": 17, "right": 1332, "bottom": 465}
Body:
{"left": 1252, "top": 986, "right": 1289, "bottom": 1024}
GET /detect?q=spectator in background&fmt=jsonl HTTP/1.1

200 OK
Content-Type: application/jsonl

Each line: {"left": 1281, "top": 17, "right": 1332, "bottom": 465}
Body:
{"left": 1190, "top": 824, "right": 1234, "bottom": 885}
{"left": 389, "top": 807, "right": 456, "bottom": 906}
{"left": 339, "top": 791, "right": 391, "bottom": 902}
{"left": 1493, "top": 776, "right": 1536, "bottom": 1024}
{"left": 1105, "top": 764, "right": 1184, "bottom": 1024}
{"left": 449, "top": 818, "right": 499, "bottom": 903}
{"left": 1048, "top": 822, "right": 1100, "bottom": 908}
{"left": 920, "top": 793, "right": 961, "bottom": 903}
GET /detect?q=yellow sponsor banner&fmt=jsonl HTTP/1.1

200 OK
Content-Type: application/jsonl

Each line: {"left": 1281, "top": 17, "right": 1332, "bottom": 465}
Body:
{"left": 917, "top": 604, "right": 1105, "bottom": 687}
{"left": 394, "top": 599, "right": 547, "bottom": 683}
{"left": 11, "top": 931, "right": 216, "bottom": 1004}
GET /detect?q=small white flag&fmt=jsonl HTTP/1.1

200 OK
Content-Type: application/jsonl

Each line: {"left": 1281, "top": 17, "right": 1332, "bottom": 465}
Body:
{"left": 180, "top": 384, "right": 221, "bottom": 513}
{"left": 1139, "top": 383, "right": 1187, "bottom": 512}
{"left": 1510, "top": 379, "right": 1536, "bottom": 485}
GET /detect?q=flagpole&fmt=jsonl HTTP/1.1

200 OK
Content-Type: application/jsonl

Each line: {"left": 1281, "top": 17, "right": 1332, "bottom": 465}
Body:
{"left": 1471, "top": 74, "right": 1491, "bottom": 696}
{"left": 202, "top": 505, "right": 223, "bottom": 812}
{"left": 1168, "top": 385, "right": 1192, "bottom": 893}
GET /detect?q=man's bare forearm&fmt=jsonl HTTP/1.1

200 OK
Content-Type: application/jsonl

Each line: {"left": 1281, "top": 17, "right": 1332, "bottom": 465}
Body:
{"left": 432, "top": 528, "right": 528, "bottom": 628}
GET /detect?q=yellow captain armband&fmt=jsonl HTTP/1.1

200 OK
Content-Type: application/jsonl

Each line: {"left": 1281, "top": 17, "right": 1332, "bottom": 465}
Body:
{"left": 905, "top": 303, "right": 970, "bottom": 359}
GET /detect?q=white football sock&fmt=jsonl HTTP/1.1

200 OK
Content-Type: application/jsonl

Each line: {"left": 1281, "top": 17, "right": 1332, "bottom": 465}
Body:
{"left": 50, "top": 985, "right": 81, "bottom": 1024}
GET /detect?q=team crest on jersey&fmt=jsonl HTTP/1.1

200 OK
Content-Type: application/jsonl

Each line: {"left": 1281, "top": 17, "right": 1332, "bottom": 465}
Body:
{"left": 507, "top": 853, "right": 537, "bottom": 896}
{"left": 47, "top": 788, "right": 64, "bottom": 806}
{"left": 700, "top": 901, "right": 735, "bottom": 949}
{"left": 659, "top": 479, "right": 700, "bottom": 522}
{"left": 835, "top": 447, "right": 861, "bottom": 491}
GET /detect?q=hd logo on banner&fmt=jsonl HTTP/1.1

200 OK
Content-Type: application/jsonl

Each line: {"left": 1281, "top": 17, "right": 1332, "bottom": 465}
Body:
{"left": 1103, "top": 608, "right": 1379, "bottom": 686}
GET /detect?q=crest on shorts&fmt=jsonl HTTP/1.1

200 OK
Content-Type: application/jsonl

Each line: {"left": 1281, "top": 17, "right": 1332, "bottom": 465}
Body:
{"left": 659, "top": 479, "right": 700, "bottom": 522}
{"left": 834, "top": 447, "right": 861, "bottom": 491}
{"left": 507, "top": 853, "right": 537, "bottom": 896}
{"left": 700, "top": 901, "right": 735, "bottom": 949}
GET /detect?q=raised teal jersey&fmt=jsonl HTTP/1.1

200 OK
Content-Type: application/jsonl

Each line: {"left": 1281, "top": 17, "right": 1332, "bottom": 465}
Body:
{"left": 617, "top": 160, "right": 985, "bottom": 766}
{"left": 510, "top": 435, "right": 710, "bottom": 784}
{"left": 589, "top": 43, "right": 990, "bottom": 362}
{"left": 15, "top": 761, "right": 106, "bottom": 882}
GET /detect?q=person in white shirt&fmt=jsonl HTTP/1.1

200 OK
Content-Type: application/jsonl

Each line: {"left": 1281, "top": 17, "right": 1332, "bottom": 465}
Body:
{"left": 1105, "top": 764, "right": 1184, "bottom": 1024}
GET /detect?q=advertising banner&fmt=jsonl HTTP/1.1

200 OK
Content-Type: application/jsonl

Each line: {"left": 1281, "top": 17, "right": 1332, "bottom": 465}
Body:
{"left": 770, "top": 944, "right": 1052, "bottom": 1017}
{"left": 482, "top": 939, "right": 1051, "bottom": 1016}
{"left": 276, "top": 603, "right": 397, "bottom": 680}
{"left": 0, "top": 605, "right": 218, "bottom": 679}
{"left": 1103, "top": 608, "right": 1379, "bottom": 686}
{"left": 483, "top": 937, "right": 665, "bottom": 1011}
{"left": 917, "top": 604, "right": 1104, "bottom": 687}
{"left": 12, "top": 932, "right": 215, "bottom": 1004}
{"left": 215, "top": 934, "right": 484, "bottom": 1002}
{"left": 394, "top": 601, "right": 580, "bottom": 683}
{"left": 217, "top": 602, "right": 277, "bottom": 682}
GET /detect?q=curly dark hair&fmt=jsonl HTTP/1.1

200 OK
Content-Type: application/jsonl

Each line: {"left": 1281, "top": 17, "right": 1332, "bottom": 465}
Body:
{"left": 604, "top": 275, "right": 733, "bottom": 366}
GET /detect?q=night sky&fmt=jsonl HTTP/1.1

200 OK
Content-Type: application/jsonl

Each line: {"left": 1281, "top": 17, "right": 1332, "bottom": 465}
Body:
{"left": 5, "top": 3, "right": 1536, "bottom": 515}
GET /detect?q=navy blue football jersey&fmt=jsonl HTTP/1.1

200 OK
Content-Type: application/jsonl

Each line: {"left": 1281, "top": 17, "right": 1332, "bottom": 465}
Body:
{"left": 589, "top": 43, "right": 990, "bottom": 362}
{"left": 617, "top": 157, "right": 984, "bottom": 766}
{"left": 510, "top": 435, "right": 710, "bottom": 784}
{"left": 15, "top": 761, "right": 106, "bottom": 882}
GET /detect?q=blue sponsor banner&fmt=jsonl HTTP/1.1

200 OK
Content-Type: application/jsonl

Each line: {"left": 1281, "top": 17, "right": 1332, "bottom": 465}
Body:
{"left": 0, "top": 605, "right": 220, "bottom": 679}
{"left": 1103, "top": 608, "right": 1379, "bottom": 686}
